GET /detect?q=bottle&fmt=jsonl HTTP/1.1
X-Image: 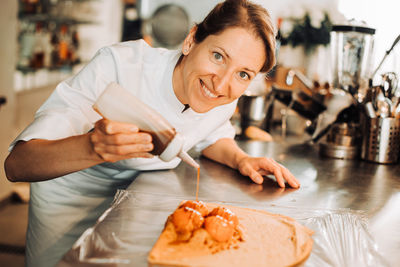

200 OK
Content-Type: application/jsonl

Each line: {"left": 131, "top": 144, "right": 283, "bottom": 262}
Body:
{"left": 21, "top": 0, "right": 39, "bottom": 15}
{"left": 50, "top": 23, "right": 60, "bottom": 67}
{"left": 70, "top": 25, "right": 80, "bottom": 65}
{"left": 31, "top": 22, "right": 45, "bottom": 69}
{"left": 58, "top": 25, "right": 70, "bottom": 66}
{"left": 42, "top": 24, "right": 52, "bottom": 68}
{"left": 92, "top": 82, "right": 200, "bottom": 169}
{"left": 18, "top": 22, "right": 35, "bottom": 68}
{"left": 275, "top": 17, "right": 283, "bottom": 59}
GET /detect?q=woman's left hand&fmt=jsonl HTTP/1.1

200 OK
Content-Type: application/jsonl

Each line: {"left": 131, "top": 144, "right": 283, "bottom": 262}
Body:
{"left": 237, "top": 156, "right": 300, "bottom": 188}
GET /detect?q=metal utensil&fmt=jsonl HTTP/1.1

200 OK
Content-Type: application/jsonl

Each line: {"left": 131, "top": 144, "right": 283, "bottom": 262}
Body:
{"left": 364, "top": 102, "right": 377, "bottom": 118}
{"left": 375, "top": 89, "right": 392, "bottom": 118}
{"left": 285, "top": 69, "right": 314, "bottom": 92}
{"left": 381, "top": 72, "right": 398, "bottom": 99}
{"left": 371, "top": 34, "right": 400, "bottom": 79}
{"left": 310, "top": 88, "right": 355, "bottom": 142}
{"left": 394, "top": 102, "right": 400, "bottom": 118}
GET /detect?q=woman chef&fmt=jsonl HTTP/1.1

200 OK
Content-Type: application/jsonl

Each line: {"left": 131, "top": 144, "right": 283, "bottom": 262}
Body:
{"left": 5, "top": 0, "right": 300, "bottom": 266}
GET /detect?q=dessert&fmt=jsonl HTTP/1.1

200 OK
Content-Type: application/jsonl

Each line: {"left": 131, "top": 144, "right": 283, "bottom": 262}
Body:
{"left": 148, "top": 201, "right": 314, "bottom": 267}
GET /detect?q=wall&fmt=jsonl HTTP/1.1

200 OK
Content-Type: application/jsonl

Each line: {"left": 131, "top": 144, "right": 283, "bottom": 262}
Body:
{"left": 0, "top": 0, "right": 17, "bottom": 200}
{"left": 254, "top": 0, "right": 340, "bottom": 24}
{"left": 338, "top": 0, "right": 400, "bottom": 80}
{"left": 78, "top": 0, "right": 123, "bottom": 62}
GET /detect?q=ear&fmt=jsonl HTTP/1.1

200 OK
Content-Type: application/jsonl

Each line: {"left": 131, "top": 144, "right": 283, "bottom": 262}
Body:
{"left": 182, "top": 26, "right": 197, "bottom": 55}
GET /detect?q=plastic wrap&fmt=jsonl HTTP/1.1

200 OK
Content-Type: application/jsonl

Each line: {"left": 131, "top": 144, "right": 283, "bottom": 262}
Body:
{"left": 58, "top": 190, "right": 389, "bottom": 267}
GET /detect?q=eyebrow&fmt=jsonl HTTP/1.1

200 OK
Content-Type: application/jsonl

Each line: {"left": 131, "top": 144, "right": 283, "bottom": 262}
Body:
{"left": 216, "top": 46, "right": 257, "bottom": 75}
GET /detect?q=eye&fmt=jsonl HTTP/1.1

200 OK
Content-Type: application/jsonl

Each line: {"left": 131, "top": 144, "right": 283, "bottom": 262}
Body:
{"left": 238, "top": 71, "right": 250, "bottom": 80}
{"left": 213, "top": 52, "right": 223, "bottom": 62}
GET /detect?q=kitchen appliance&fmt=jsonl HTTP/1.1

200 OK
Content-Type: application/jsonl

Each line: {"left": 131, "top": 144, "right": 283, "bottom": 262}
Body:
{"left": 274, "top": 69, "right": 326, "bottom": 121}
{"left": 237, "top": 74, "right": 274, "bottom": 135}
{"left": 271, "top": 20, "right": 376, "bottom": 159}
{"left": 237, "top": 93, "right": 273, "bottom": 133}
{"left": 138, "top": 0, "right": 220, "bottom": 48}
{"left": 330, "top": 21, "right": 375, "bottom": 96}
{"left": 308, "top": 21, "right": 376, "bottom": 159}
{"left": 319, "top": 122, "right": 361, "bottom": 159}
{"left": 314, "top": 21, "right": 376, "bottom": 158}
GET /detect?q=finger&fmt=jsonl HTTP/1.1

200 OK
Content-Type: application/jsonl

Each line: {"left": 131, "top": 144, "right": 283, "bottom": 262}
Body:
{"left": 92, "top": 141, "right": 154, "bottom": 160}
{"left": 258, "top": 157, "right": 278, "bottom": 173}
{"left": 259, "top": 158, "right": 286, "bottom": 188}
{"left": 273, "top": 167, "right": 285, "bottom": 188}
{"left": 238, "top": 161, "right": 252, "bottom": 177}
{"left": 126, "top": 152, "right": 154, "bottom": 158}
{"left": 97, "top": 152, "right": 154, "bottom": 162}
{"left": 102, "top": 132, "right": 152, "bottom": 145}
{"left": 103, "top": 143, "right": 154, "bottom": 155}
{"left": 249, "top": 170, "right": 264, "bottom": 184}
{"left": 280, "top": 166, "right": 300, "bottom": 188}
{"left": 96, "top": 119, "right": 139, "bottom": 134}
{"left": 237, "top": 162, "right": 262, "bottom": 184}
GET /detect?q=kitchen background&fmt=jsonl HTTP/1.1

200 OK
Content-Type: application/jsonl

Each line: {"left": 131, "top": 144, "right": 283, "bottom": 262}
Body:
{"left": 0, "top": 0, "right": 399, "bottom": 265}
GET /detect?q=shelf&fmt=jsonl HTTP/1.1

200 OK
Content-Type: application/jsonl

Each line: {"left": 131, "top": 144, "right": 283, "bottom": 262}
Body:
{"left": 18, "top": 14, "right": 95, "bottom": 25}
{"left": 14, "top": 62, "right": 87, "bottom": 93}
{"left": 17, "top": 64, "right": 77, "bottom": 74}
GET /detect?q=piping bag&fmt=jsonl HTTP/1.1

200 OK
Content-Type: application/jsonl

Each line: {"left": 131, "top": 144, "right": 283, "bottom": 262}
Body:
{"left": 92, "top": 82, "right": 200, "bottom": 169}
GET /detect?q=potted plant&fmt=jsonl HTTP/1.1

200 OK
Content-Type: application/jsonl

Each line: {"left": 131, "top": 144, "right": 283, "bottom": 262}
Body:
{"left": 277, "top": 8, "right": 343, "bottom": 81}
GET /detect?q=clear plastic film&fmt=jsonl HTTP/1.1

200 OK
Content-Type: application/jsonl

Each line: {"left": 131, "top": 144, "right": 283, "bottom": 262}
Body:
{"left": 58, "top": 190, "right": 389, "bottom": 267}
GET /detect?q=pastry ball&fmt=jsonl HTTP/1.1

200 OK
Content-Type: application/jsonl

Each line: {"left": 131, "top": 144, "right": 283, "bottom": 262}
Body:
{"left": 209, "top": 206, "right": 238, "bottom": 228}
{"left": 204, "top": 215, "right": 235, "bottom": 242}
{"left": 179, "top": 200, "right": 209, "bottom": 217}
{"left": 171, "top": 207, "right": 204, "bottom": 234}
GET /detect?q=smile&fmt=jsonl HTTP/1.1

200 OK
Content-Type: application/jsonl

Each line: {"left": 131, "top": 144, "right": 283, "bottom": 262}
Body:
{"left": 200, "top": 80, "right": 218, "bottom": 99}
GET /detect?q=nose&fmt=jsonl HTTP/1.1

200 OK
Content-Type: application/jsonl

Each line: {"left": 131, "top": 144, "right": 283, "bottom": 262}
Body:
{"left": 213, "top": 69, "right": 232, "bottom": 95}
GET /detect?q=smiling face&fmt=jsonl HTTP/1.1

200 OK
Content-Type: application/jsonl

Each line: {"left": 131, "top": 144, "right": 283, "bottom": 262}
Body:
{"left": 173, "top": 26, "right": 266, "bottom": 113}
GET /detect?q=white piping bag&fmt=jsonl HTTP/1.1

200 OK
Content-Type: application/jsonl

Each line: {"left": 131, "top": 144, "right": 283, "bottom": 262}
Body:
{"left": 92, "top": 82, "right": 199, "bottom": 169}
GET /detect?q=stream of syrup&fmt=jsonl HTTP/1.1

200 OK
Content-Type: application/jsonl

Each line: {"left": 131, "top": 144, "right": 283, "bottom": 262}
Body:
{"left": 195, "top": 167, "right": 200, "bottom": 202}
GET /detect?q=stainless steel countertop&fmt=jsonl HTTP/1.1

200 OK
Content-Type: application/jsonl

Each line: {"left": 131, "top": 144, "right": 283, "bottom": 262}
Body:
{"left": 58, "top": 138, "right": 400, "bottom": 266}
{"left": 126, "top": 139, "right": 400, "bottom": 266}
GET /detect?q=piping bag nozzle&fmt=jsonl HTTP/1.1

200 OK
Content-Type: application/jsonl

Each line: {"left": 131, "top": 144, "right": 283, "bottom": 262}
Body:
{"left": 178, "top": 151, "right": 200, "bottom": 169}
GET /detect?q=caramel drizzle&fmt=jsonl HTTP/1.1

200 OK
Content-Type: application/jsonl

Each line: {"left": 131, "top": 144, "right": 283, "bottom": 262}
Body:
{"left": 196, "top": 167, "right": 200, "bottom": 201}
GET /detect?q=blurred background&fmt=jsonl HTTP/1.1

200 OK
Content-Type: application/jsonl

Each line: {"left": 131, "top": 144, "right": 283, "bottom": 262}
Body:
{"left": 0, "top": 0, "right": 400, "bottom": 265}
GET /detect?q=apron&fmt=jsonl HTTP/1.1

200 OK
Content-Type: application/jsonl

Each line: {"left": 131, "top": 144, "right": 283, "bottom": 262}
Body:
{"left": 25, "top": 166, "right": 139, "bottom": 267}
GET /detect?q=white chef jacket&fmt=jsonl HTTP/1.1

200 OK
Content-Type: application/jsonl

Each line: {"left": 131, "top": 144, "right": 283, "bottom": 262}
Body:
{"left": 10, "top": 40, "right": 236, "bottom": 267}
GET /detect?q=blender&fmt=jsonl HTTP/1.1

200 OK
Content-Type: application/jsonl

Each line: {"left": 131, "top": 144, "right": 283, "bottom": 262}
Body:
{"left": 331, "top": 21, "right": 375, "bottom": 97}
{"left": 313, "top": 21, "right": 376, "bottom": 159}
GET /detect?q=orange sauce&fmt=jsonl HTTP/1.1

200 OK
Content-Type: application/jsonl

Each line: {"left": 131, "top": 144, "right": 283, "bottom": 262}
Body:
{"left": 195, "top": 167, "right": 200, "bottom": 201}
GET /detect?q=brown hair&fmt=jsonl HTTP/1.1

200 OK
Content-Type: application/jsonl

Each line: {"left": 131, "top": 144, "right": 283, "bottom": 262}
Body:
{"left": 194, "top": 0, "right": 276, "bottom": 73}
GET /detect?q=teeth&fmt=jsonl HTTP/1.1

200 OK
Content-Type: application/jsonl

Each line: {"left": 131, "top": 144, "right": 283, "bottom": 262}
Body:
{"left": 201, "top": 82, "right": 217, "bottom": 98}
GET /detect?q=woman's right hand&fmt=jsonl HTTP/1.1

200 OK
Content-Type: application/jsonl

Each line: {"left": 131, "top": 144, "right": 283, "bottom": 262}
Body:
{"left": 90, "top": 118, "right": 154, "bottom": 162}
